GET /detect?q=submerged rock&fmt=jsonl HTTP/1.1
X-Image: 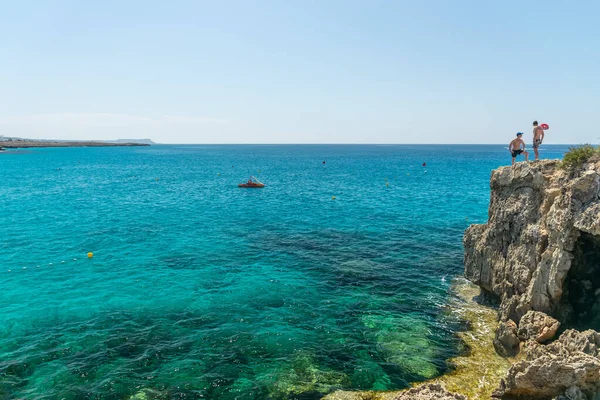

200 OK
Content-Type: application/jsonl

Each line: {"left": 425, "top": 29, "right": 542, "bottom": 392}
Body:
{"left": 554, "top": 386, "right": 588, "bottom": 400}
{"left": 517, "top": 310, "right": 561, "bottom": 343}
{"left": 391, "top": 383, "right": 466, "bottom": 400}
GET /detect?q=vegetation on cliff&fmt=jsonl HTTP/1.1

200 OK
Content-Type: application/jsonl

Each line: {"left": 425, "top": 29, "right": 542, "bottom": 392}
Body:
{"left": 561, "top": 144, "right": 600, "bottom": 170}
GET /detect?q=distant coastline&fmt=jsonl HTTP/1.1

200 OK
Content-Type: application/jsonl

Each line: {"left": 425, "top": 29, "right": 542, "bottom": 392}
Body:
{"left": 0, "top": 140, "right": 151, "bottom": 149}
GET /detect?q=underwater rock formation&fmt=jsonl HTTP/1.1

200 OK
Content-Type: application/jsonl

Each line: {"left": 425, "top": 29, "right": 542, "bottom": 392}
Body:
{"left": 391, "top": 383, "right": 466, "bottom": 400}
{"left": 464, "top": 159, "right": 600, "bottom": 399}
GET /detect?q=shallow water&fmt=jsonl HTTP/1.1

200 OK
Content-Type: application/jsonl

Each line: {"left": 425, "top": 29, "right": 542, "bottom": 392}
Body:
{"left": 0, "top": 145, "right": 568, "bottom": 399}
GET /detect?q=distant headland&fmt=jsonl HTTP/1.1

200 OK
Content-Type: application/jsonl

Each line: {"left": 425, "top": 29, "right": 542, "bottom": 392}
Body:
{"left": 0, "top": 137, "right": 153, "bottom": 148}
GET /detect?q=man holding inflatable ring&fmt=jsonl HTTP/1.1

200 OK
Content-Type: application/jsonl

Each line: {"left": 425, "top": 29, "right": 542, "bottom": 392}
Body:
{"left": 532, "top": 121, "right": 545, "bottom": 160}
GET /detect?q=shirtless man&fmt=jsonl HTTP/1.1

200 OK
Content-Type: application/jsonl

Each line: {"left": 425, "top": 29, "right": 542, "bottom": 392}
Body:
{"left": 532, "top": 121, "right": 545, "bottom": 160}
{"left": 509, "top": 132, "right": 528, "bottom": 165}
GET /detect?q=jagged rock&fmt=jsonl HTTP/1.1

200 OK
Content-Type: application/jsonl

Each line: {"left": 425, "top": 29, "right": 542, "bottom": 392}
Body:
{"left": 494, "top": 320, "right": 520, "bottom": 357}
{"left": 391, "top": 383, "right": 467, "bottom": 400}
{"left": 544, "top": 329, "right": 600, "bottom": 357}
{"left": 464, "top": 160, "right": 600, "bottom": 325}
{"left": 494, "top": 330, "right": 600, "bottom": 399}
{"left": 518, "top": 311, "right": 561, "bottom": 343}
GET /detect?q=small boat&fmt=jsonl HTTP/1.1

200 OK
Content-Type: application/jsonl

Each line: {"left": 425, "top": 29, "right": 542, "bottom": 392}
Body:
{"left": 238, "top": 176, "right": 265, "bottom": 188}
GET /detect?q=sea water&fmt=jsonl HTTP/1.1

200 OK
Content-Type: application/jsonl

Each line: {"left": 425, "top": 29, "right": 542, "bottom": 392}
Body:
{"left": 0, "top": 145, "right": 569, "bottom": 399}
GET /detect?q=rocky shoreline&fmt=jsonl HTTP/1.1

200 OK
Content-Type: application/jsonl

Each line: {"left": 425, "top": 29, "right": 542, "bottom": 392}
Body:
{"left": 327, "top": 158, "right": 600, "bottom": 399}
{"left": 1, "top": 140, "right": 149, "bottom": 148}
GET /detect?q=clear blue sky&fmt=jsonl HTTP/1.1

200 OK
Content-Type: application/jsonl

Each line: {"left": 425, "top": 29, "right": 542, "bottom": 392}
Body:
{"left": 1, "top": 0, "right": 598, "bottom": 144}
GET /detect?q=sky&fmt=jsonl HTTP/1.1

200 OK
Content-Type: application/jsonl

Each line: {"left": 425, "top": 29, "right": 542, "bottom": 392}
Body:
{"left": 0, "top": 0, "right": 599, "bottom": 144}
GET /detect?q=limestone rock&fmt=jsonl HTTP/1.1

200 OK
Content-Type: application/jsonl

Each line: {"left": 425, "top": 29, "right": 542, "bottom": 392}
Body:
{"left": 464, "top": 160, "right": 600, "bottom": 399}
{"left": 545, "top": 329, "right": 600, "bottom": 358}
{"left": 494, "top": 330, "right": 600, "bottom": 399}
{"left": 391, "top": 383, "right": 467, "bottom": 400}
{"left": 463, "top": 160, "right": 600, "bottom": 326}
{"left": 494, "top": 320, "right": 520, "bottom": 357}
{"left": 518, "top": 311, "right": 561, "bottom": 343}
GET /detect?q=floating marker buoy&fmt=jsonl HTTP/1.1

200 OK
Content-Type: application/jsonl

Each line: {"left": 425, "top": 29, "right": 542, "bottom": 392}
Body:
{"left": 23, "top": 267, "right": 27, "bottom": 270}
{"left": 156, "top": 178, "right": 159, "bottom": 181}
{"left": 73, "top": 258, "right": 77, "bottom": 261}
{"left": 49, "top": 263, "right": 53, "bottom": 265}
{"left": 407, "top": 173, "right": 410, "bottom": 176}
{"left": 7, "top": 270, "right": 11, "bottom": 272}
{"left": 332, "top": 196, "right": 336, "bottom": 200}
{"left": 386, "top": 183, "right": 389, "bottom": 187}
{"left": 61, "top": 261, "right": 65, "bottom": 264}
{"left": 87, "top": 252, "right": 93, "bottom": 258}
{"left": 37, "top": 265, "right": 40, "bottom": 268}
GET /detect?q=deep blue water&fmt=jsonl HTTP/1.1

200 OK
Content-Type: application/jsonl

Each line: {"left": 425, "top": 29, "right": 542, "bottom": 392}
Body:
{"left": 0, "top": 145, "right": 569, "bottom": 399}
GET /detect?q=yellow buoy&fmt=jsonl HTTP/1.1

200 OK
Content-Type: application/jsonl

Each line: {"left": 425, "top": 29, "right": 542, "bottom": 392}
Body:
{"left": 87, "top": 252, "right": 93, "bottom": 258}
{"left": 386, "top": 183, "right": 389, "bottom": 187}
{"left": 156, "top": 178, "right": 159, "bottom": 181}
{"left": 332, "top": 196, "right": 336, "bottom": 200}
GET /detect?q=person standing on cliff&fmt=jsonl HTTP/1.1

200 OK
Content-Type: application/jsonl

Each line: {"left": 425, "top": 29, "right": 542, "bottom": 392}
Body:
{"left": 509, "top": 133, "right": 528, "bottom": 165}
{"left": 532, "top": 121, "right": 545, "bottom": 160}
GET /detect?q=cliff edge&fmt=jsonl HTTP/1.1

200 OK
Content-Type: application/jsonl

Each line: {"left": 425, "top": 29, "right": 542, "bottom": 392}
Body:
{"left": 464, "top": 159, "right": 600, "bottom": 399}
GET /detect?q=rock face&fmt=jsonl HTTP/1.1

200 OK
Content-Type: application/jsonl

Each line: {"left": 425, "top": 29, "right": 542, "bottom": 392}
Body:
{"left": 464, "top": 160, "right": 600, "bottom": 327}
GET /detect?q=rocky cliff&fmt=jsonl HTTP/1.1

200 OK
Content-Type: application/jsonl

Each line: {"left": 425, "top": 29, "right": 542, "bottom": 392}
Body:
{"left": 464, "top": 159, "right": 600, "bottom": 399}
{"left": 464, "top": 160, "right": 600, "bottom": 327}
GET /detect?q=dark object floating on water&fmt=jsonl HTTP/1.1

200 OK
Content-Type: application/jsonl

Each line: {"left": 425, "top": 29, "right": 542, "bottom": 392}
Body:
{"left": 238, "top": 176, "right": 264, "bottom": 188}
{"left": 422, "top": 162, "right": 427, "bottom": 167}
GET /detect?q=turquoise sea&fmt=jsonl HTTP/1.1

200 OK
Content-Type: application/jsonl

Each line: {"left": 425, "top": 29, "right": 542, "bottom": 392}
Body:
{"left": 0, "top": 144, "right": 569, "bottom": 399}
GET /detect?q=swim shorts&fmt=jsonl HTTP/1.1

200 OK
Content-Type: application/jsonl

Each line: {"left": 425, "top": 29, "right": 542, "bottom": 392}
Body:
{"left": 533, "top": 139, "right": 542, "bottom": 149}
{"left": 512, "top": 150, "right": 523, "bottom": 157}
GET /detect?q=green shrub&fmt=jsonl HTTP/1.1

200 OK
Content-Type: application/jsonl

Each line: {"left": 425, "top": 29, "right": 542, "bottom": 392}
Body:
{"left": 561, "top": 144, "right": 600, "bottom": 169}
